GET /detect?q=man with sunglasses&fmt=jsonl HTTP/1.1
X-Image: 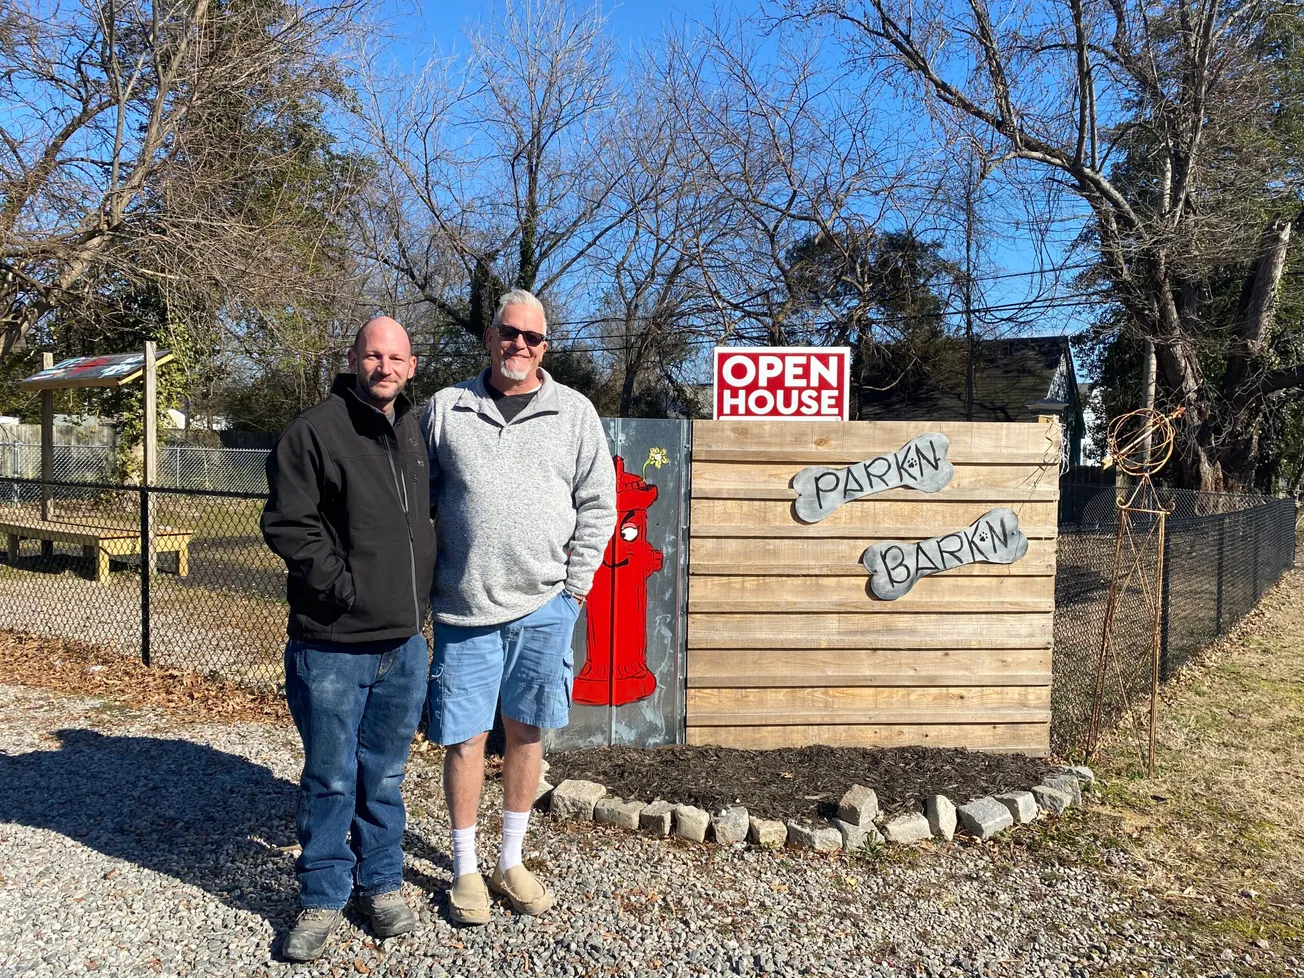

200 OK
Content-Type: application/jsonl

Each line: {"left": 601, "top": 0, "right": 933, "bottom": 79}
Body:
{"left": 418, "top": 289, "right": 615, "bottom": 925}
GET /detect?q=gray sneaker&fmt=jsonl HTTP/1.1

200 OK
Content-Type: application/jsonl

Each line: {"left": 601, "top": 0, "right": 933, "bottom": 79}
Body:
{"left": 282, "top": 907, "right": 344, "bottom": 961}
{"left": 358, "top": 890, "right": 417, "bottom": 938}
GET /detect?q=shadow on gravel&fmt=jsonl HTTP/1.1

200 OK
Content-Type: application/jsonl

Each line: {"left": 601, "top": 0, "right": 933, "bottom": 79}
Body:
{"left": 0, "top": 729, "right": 457, "bottom": 937}
{"left": 0, "top": 729, "right": 302, "bottom": 927}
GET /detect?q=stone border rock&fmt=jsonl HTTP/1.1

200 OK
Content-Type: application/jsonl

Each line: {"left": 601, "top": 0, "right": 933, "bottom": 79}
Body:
{"left": 543, "top": 763, "right": 1095, "bottom": 854}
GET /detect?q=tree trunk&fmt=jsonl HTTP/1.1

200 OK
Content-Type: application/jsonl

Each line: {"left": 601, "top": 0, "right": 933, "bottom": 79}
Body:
{"left": 1223, "top": 218, "right": 1293, "bottom": 400}
{"left": 619, "top": 362, "right": 638, "bottom": 417}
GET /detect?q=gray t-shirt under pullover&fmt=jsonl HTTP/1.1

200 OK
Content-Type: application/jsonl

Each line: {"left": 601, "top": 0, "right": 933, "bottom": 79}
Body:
{"left": 419, "top": 368, "right": 617, "bottom": 627}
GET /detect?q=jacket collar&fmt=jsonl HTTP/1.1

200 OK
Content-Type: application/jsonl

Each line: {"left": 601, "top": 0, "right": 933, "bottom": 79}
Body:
{"left": 456, "top": 367, "right": 560, "bottom": 427}
{"left": 332, "top": 373, "right": 414, "bottom": 430}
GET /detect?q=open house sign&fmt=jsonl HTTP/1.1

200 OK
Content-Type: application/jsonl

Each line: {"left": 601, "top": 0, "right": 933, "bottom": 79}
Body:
{"left": 712, "top": 347, "right": 851, "bottom": 421}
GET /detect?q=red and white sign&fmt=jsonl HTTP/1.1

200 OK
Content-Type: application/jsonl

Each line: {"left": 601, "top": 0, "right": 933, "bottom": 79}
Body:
{"left": 713, "top": 347, "right": 851, "bottom": 421}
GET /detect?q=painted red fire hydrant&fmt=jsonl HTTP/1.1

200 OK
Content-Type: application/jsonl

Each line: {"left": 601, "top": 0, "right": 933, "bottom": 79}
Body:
{"left": 572, "top": 455, "right": 664, "bottom": 706}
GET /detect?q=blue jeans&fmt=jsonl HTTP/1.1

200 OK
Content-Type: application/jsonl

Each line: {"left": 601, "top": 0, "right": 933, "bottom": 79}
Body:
{"left": 284, "top": 634, "right": 427, "bottom": 909}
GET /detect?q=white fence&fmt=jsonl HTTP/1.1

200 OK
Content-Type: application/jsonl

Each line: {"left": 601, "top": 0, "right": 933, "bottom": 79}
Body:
{"left": 0, "top": 442, "right": 270, "bottom": 494}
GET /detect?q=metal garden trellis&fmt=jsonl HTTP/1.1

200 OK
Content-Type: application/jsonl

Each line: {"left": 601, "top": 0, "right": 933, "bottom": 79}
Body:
{"left": 1083, "top": 406, "right": 1184, "bottom": 772}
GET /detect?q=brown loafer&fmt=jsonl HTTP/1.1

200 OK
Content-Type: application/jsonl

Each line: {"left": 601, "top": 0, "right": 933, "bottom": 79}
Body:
{"left": 448, "top": 873, "right": 491, "bottom": 925}
{"left": 488, "top": 863, "right": 554, "bottom": 916}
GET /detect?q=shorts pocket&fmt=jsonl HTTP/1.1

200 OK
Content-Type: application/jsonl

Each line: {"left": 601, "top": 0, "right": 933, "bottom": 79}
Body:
{"left": 561, "top": 591, "right": 581, "bottom": 617}
{"left": 510, "top": 614, "right": 571, "bottom": 685}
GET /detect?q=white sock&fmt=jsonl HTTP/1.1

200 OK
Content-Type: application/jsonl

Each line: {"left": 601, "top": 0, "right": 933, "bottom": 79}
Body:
{"left": 451, "top": 824, "right": 477, "bottom": 879}
{"left": 498, "top": 810, "right": 530, "bottom": 872}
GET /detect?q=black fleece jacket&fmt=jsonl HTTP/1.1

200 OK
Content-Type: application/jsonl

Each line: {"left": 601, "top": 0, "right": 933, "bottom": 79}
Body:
{"left": 261, "top": 374, "right": 435, "bottom": 643}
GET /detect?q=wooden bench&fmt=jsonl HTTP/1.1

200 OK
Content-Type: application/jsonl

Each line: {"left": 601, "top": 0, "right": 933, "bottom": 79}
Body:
{"left": 1, "top": 514, "right": 192, "bottom": 582}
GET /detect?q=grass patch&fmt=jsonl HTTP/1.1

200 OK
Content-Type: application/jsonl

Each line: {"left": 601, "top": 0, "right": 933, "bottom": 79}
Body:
{"left": 1047, "top": 569, "right": 1304, "bottom": 970}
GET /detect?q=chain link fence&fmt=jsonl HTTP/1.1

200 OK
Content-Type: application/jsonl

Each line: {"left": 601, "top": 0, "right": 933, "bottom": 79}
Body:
{"left": 0, "top": 479, "right": 284, "bottom": 686}
{"left": 1052, "top": 482, "right": 1298, "bottom": 755}
{"left": 0, "top": 441, "right": 269, "bottom": 493}
{"left": 0, "top": 471, "right": 1297, "bottom": 745}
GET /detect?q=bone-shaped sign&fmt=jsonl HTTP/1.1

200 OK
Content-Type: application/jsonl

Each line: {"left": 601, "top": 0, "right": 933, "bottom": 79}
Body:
{"left": 861, "top": 507, "right": 1029, "bottom": 600}
{"left": 792, "top": 433, "right": 954, "bottom": 523}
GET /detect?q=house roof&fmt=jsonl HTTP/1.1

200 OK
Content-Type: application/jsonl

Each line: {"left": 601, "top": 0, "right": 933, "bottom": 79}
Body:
{"left": 858, "top": 335, "right": 1079, "bottom": 423}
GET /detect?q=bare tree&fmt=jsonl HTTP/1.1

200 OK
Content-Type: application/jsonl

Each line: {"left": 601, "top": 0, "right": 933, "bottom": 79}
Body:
{"left": 658, "top": 16, "right": 908, "bottom": 347}
{"left": 0, "top": 0, "right": 363, "bottom": 357}
{"left": 353, "top": 0, "right": 629, "bottom": 336}
{"left": 788, "top": 0, "right": 1304, "bottom": 489}
{"left": 578, "top": 44, "right": 725, "bottom": 416}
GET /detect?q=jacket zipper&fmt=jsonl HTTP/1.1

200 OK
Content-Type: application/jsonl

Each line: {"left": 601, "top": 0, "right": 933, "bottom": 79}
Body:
{"left": 383, "top": 429, "right": 421, "bottom": 633}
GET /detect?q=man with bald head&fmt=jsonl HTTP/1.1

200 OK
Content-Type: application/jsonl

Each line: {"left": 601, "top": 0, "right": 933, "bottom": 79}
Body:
{"left": 262, "top": 316, "right": 436, "bottom": 960}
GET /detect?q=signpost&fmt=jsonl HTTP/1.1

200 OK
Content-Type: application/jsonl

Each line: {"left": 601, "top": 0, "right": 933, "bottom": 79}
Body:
{"left": 18, "top": 346, "right": 174, "bottom": 575}
{"left": 40, "top": 353, "right": 54, "bottom": 554}
{"left": 142, "top": 342, "right": 158, "bottom": 579}
{"left": 712, "top": 347, "right": 851, "bottom": 421}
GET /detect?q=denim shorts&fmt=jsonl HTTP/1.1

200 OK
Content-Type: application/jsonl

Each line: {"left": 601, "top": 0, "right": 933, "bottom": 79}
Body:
{"left": 427, "top": 590, "right": 580, "bottom": 745}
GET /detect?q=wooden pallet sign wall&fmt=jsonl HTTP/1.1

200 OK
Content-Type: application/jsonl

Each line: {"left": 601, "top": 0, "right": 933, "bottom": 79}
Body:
{"left": 686, "top": 419, "right": 1061, "bottom": 754}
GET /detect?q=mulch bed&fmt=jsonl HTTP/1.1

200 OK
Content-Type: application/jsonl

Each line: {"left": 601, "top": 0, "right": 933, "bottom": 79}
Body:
{"left": 548, "top": 744, "right": 1052, "bottom": 821}
{"left": 0, "top": 629, "right": 289, "bottom": 725}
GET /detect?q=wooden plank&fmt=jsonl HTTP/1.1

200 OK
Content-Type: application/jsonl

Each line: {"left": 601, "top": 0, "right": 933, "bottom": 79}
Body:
{"left": 692, "top": 484, "right": 1059, "bottom": 503}
{"left": 694, "top": 447, "right": 1056, "bottom": 465}
{"left": 690, "top": 461, "right": 1060, "bottom": 496}
{"left": 689, "top": 573, "right": 1054, "bottom": 614}
{"left": 688, "top": 648, "right": 1050, "bottom": 687}
{"left": 689, "top": 536, "right": 1057, "bottom": 576}
{"left": 685, "top": 721, "right": 1050, "bottom": 752}
{"left": 690, "top": 522, "right": 1057, "bottom": 540}
{"left": 688, "top": 611, "right": 1054, "bottom": 649}
{"left": 691, "top": 672, "right": 1049, "bottom": 688}
{"left": 0, "top": 517, "right": 138, "bottom": 539}
{"left": 688, "top": 708, "right": 1051, "bottom": 726}
{"left": 143, "top": 341, "right": 158, "bottom": 575}
{"left": 688, "top": 683, "right": 1049, "bottom": 718}
{"left": 688, "top": 646, "right": 1050, "bottom": 688}
{"left": 0, "top": 512, "right": 185, "bottom": 533}
{"left": 692, "top": 419, "right": 1060, "bottom": 457}
{"left": 40, "top": 352, "right": 54, "bottom": 528}
{"left": 690, "top": 497, "right": 1059, "bottom": 533}
{"left": 98, "top": 534, "right": 189, "bottom": 556}
{"left": 0, "top": 521, "right": 190, "bottom": 550}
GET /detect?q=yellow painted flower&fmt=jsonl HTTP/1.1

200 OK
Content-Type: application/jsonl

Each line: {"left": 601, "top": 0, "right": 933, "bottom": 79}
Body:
{"left": 642, "top": 447, "right": 669, "bottom": 480}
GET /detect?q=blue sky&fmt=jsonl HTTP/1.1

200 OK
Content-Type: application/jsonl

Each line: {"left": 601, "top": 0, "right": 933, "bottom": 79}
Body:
{"left": 378, "top": 0, "right": 692, "bottom": 58}
{"left": 364, "top": 0, "right": 1099, "bottom": 355}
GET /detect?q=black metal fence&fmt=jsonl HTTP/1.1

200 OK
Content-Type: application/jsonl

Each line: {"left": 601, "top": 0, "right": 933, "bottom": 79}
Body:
{"left": 1052, "top": 482, "right": 1298, "bottom": 754}
{"left": 0, "top": 479, "right": 284, "bottom": 685}
{"left": 0, "top": 474, "right": 1297, "bottom": 752}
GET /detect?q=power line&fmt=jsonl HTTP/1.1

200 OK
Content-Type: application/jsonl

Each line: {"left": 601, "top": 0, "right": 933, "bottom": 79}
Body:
{"left": 545, "top": 291, "right": 1111, "bottom": 354}
{"left": 539, "top": 261, "right": 1101, "bottom": 334}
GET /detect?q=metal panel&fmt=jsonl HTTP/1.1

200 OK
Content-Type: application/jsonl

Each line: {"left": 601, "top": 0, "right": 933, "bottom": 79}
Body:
{"left": 549, "top": 418, "right": 691, "bottom": 750}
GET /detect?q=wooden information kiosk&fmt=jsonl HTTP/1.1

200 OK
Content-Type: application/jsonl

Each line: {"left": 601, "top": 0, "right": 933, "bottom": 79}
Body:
{"left": 3, "top": 345, "right": 191, "bottom": 581}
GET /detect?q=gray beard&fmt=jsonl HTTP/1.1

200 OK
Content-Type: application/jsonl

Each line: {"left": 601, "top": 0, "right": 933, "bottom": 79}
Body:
{"left": 497, "top": 361, "right": 531, "bottom": 382}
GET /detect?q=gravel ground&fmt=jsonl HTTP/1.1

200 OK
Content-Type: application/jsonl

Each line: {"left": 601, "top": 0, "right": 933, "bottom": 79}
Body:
{"left": 0, "top": 684, "right": 1245, "bottom": 978}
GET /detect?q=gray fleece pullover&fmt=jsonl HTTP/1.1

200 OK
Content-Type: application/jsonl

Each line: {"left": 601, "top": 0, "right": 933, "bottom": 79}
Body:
{"left": 419, "top": 368, "right": 617, "bottom": 627}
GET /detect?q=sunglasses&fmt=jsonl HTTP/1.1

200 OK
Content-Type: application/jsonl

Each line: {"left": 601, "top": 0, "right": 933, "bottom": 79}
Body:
{"left": 495, "top": 325, "right": 547, "bottom": 347}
